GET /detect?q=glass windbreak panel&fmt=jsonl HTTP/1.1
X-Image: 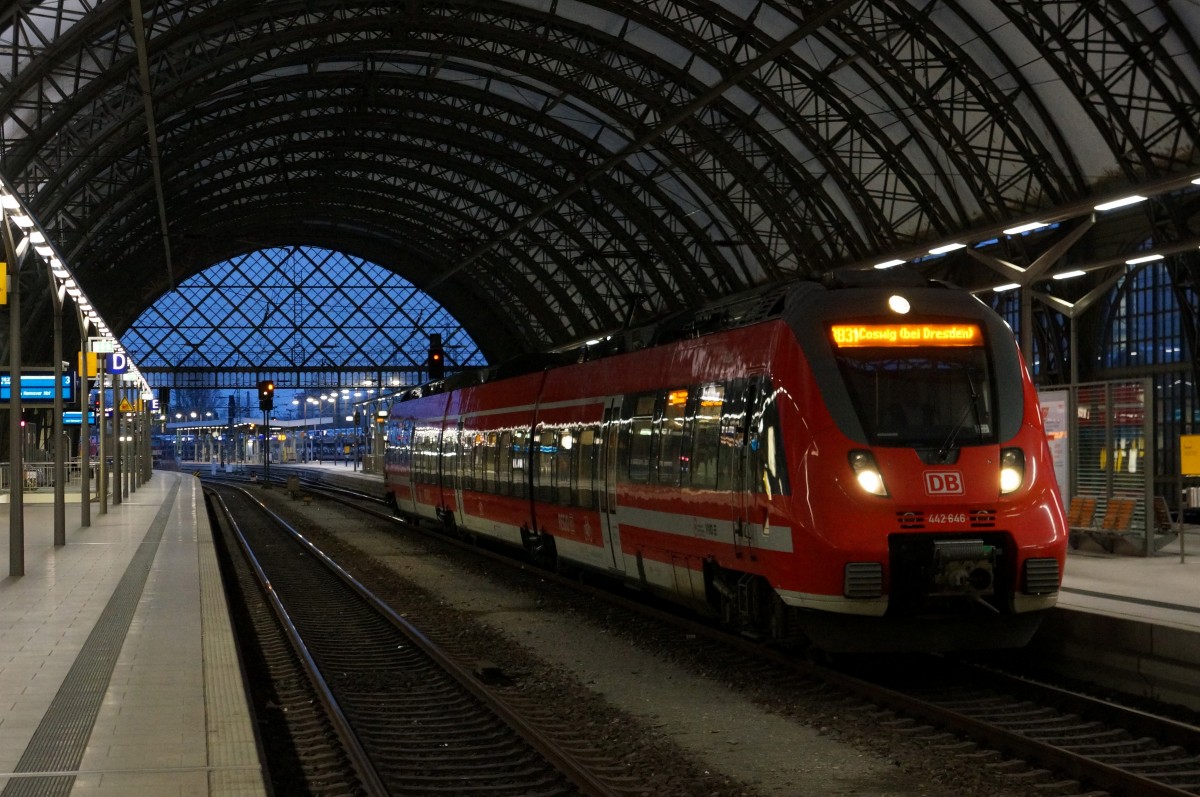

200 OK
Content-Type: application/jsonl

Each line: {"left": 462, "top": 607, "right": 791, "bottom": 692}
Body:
{"left": 832, "top": 327, "right": 995, "bottom": 448}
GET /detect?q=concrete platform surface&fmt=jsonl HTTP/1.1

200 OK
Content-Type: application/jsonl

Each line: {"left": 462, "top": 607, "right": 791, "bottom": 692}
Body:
{"left": 0, "top": 471, "right": 265, "bottom": 797}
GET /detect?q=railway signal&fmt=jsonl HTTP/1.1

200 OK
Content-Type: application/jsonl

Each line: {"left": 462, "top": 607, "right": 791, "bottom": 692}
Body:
{"left": 427, "top": 334, "right": 445, "bottom": 380}
{"left": 257, "top": 379, "right": 275, "bottom": 411}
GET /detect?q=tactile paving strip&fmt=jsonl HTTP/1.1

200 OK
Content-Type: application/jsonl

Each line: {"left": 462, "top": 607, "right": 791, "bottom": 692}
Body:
{"left": 0, "top": 480, "right": 181, "bottom": 797}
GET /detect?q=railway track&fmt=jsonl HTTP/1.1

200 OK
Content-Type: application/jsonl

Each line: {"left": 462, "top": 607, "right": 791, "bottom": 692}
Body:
{"left": 205, "top": 481, "right": 639, "bottom": 797}
{"left": 827, "top": 658, "right": 1200, "bottom": 797}
{"left": 220, "top": 470, "right": 1200, "bottom": 797}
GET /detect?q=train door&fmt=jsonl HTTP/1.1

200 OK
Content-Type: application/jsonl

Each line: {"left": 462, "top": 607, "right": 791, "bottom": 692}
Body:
{"left": 399, "top": 418, "right": 420, "bottom": 517}
{"left": 725, "top": 379, "right": 758, "bottom": 559}
{"left": 598, "top": 397, "right": 625, "bottom": 572}
{"left": 452, "top": 418, "right": 466, "bottom": 526}
{"left": 437, "top": 421, "right": 458, "bottom": 524}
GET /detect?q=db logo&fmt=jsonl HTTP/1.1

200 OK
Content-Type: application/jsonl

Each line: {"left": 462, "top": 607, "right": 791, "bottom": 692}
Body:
{"left": 924, "top": 471, "right": 965, "bottom": 495}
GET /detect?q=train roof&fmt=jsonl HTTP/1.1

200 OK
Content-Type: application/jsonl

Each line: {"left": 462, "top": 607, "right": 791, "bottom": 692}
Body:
{"left": 398, "top": 270, "right": 962, "bottom": 401}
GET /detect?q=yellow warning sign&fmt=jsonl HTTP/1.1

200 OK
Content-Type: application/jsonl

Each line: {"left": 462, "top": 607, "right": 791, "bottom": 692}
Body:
{"left": 1181, "top": 435, "right": 1200, "bottom": 476}
{"left": 119, "top": 398, "right": 133, "bottom": 413}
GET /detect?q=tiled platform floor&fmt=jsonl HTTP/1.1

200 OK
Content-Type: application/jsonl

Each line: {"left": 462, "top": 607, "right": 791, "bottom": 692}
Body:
{"left": 0, "top": 471, "right": 264, "bottom": 797}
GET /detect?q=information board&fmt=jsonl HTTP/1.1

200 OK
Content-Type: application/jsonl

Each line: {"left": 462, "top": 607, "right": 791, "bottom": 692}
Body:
{"left": 0, "top": 372, "right": 74, "bottom": 403}
{"left": 63, "top": 411, "right": 97, "bottom": 425}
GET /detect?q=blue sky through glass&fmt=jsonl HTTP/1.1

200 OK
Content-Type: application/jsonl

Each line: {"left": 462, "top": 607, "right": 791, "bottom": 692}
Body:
{"left": 125, "top": 246, "right": 485, "bottom": 423}
{"left": 124, "top": 246, "right": 485, "bottom": 371}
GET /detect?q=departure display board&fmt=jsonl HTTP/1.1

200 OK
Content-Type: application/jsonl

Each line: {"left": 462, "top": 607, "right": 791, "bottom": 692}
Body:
{"left": 0, "top": 373, "right": 75, "bottom": 403}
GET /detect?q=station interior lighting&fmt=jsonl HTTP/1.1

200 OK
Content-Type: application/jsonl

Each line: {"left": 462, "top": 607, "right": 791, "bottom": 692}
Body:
{"left": 851, "top": 171, "right": 1200, "bottom": 290}
{"left": 0, "top": 175, "right": 151, "bottom": 399}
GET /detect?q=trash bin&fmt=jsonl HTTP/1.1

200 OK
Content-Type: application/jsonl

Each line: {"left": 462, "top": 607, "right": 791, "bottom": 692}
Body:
{"left": 286, "top": 475, "right": 300, "bottom": 499}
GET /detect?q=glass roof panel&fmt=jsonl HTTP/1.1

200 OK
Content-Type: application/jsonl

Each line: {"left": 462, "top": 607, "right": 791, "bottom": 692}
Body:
{"left": 123, "top": 246, "right": 486, "bottom": 372}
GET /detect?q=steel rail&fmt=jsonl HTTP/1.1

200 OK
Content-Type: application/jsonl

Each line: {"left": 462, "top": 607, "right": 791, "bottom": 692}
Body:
{"left": 228, "top": 482, "right": 626, "bottom": 797}
{"left": 221, "top": 469, "right": 1200, "bottom": 797}
{"left": 208, "top": 489, "right": 389, "bottom": 797}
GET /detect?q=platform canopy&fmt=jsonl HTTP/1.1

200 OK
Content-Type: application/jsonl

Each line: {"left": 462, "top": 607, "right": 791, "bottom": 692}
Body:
{"left": 0, "top": 1, "right": 1197, "bottom": 366}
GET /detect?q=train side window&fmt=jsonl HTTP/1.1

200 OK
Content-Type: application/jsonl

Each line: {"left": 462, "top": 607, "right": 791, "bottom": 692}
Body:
{"left": 419, "top": 426, "right": 430, "bottom": 484}
{"left": 716, "top": 379, "right": 748, "bottom": 491}
{"left": 413, "top": 427, "right": 423, "bottom": 484}
{"left": 497, "top": 430, "right": 512, "bottom": 497}
{"left": 689, "top": 383, "right": 724, "bottom": 490}
{"left": 657, "top": 388, "right": 688, "bottom": 486}
{"left": 624, "top": 393, "right": 657, "bottom": 484}
{"left": 427, "top": 425, "right": 440, "bottom": 485}
{"left": 575, "top": 427, "right": 597, "bottom": 508}
{"left": 406, "top": 422, "right": 417, "bottom": 473}
{"left": 388, "top": 419, "right": 412, "bottom": 470}
{"left": 477, "top": 432, "right": 492, "bottom": 493}
{"left": 556, "top": 429, "right": 574, "bottom": 505}
{"left": 461, "top": 431, "right": 474, "bottom": 491}
{"left": 472, "top": 432, "right": 482, "bottom": 494}
{"left": 535, "top": 428, "right": 555, "bottom": 503}
{"left": 440, "top": 426, "right": 458, "bottom": 487}
{"left": 749, "top": 380, "right": 791, "bottom": 497}
{"left": 409, "top": 426, "right": 421, "bottom": 481}
{"left": 511, "top": 430, "right": 528, "bottom": 499}
{"left": 400, "top": 421, "right": 413, "bottom": 471}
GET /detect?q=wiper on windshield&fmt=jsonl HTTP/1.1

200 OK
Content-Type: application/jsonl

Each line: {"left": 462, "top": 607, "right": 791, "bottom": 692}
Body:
{"left": 936, "top": 369, "right": 981, "bottom": 463}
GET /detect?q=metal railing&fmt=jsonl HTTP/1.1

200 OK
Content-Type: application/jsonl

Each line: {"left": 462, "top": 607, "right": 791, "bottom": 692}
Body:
{"left": 0, "top": 460, "right": 99, "bottom": 492}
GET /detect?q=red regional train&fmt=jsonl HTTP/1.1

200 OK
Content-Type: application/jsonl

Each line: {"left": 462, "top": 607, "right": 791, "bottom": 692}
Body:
{"left": 383, "top": 272, "right": 1068, "bottom": 652}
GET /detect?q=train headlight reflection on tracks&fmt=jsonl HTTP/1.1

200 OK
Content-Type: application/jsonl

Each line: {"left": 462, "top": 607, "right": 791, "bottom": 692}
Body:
{"left": 999, "top": 447, "right": 1025, "bottom": 494}
{"left": 849, "top": 450, "right": 888, "bottom": 496}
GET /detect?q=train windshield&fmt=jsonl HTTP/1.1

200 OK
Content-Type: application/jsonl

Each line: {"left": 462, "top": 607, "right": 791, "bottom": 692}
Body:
{"left": 830, "top": 323, "right": 995, "bottom": 448}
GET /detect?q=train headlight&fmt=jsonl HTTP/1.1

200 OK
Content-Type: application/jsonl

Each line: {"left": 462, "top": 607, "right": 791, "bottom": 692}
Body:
{"left": 849, "top": 450, "right": 888, "bottom": 496}
{"left": 999, "top": 447, "right": 1025, "bottom": 494}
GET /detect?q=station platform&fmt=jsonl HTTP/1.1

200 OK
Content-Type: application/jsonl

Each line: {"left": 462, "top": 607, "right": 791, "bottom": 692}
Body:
{"left": 1031, "top": 532, "right": 1200, "bottom": 711}
{"left": 0, "top": 470, "right": 265, "bottom": 797}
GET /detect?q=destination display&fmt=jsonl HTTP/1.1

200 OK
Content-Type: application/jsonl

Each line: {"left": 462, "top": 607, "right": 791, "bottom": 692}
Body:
{"left": 829, "top": 323, "right": 982, "bottom": 348}
{"left": 0, "top": 373, "right": 75, "bottom": 403}
{"left": 63, "top": 411, "right": 97, "bottom": 425}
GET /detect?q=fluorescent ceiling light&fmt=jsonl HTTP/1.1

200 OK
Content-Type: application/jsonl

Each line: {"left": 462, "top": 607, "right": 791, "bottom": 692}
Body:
{"left": 1125, "top": 253, "right": 1163, "bottom": 265}
{"left": 1003, "top": 221, "right": 1048, "bottom": 235}
{"left": 928, "top": 243, "right": 966, "bottom": 255}
{"left": 1052, "top": 270, "right": 1086, "bottom": 280}
{"left": 873, "top": 258, "right": 906, "bottom": 269}
{"left": 1094, "top": 195, "right": 1146, "bottom": 211}
{"left": 992, "top": 283, "right": 1020, "bottom": 292}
